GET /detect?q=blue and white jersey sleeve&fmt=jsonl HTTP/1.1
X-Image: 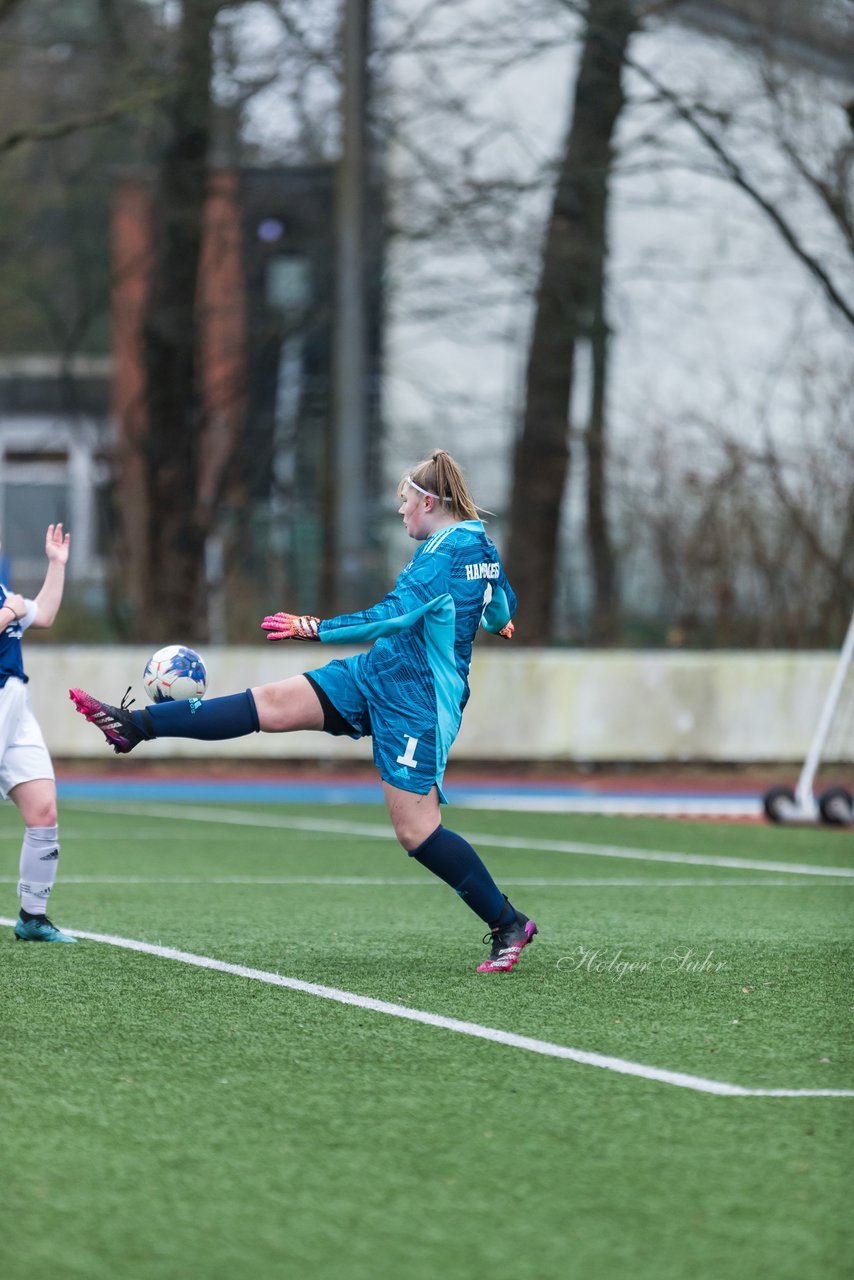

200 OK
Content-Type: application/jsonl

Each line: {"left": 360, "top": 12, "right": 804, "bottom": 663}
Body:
{"left": 18, "top": 599, "right": 38, "bottom": 632}
{"left": 0, "top": 586, "right": 37, "bottom": 632}
{"left": 0, "top": 586, "right": 37, "bottom": 687}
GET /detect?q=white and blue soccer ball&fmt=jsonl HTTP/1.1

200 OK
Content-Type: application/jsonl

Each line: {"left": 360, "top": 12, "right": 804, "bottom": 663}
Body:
{"left": 143, "top": 645, "right": 208, "bottom": 703}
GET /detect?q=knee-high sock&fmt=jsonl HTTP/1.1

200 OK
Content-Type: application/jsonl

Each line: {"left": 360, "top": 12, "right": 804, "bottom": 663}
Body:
{"left": 132, "top": 689, "right": 260, "bottom": 740}
{"left": 408, "top": 825, "right": 516, "bottom": 928}
{"left": 18, "top": 825, "right": 60, "bottom": 914}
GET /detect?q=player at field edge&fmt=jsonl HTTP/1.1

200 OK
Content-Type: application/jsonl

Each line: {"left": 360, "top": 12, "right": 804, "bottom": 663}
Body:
{"left": 2, "top": 524, "right": 76, "bottom": 942}
{"left": 70, "top": 450, "right": 537, "bottom": 973}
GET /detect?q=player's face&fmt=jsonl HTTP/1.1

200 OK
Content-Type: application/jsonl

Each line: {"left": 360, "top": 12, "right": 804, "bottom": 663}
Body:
{"left": 399, "top": 483, "right": 432, "bottom": 541}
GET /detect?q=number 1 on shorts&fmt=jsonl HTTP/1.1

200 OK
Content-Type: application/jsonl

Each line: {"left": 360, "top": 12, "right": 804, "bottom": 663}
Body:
{"left": 396, "top": 735, "right": 419, "bottom": 768}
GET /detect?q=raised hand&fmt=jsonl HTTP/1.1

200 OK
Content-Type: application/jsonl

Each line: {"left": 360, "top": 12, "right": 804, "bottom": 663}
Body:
{"left": 261, "top": 612, "right": 322, "bottom": 642}
{"left": 45, "top": 523, "right": 70, "bottom": 565}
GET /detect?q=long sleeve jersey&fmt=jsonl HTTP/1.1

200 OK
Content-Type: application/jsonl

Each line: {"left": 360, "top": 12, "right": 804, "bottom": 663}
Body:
{"left": 316, "top": 520, "right": 516, "bottom": 757}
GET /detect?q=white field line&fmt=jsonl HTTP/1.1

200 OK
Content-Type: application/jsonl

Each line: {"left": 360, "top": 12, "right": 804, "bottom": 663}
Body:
{"left": 2, "top": 875, "right": 852, "bottom": 888}
{"left": 2, "top": 914, "right": 850, "bottom": 1099}
{"left": 459, "top": 795, "right": 762, "bottom": 817}
{"left": 66, "top": 801, "right": 854, "bottom": 879}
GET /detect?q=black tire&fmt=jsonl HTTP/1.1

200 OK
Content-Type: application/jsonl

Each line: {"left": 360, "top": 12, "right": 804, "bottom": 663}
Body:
{"left": 817, "top": 786, "right": 854, "bottom": 827}
{"left": 763, "top": 784, "right": 796, "bottom": 824}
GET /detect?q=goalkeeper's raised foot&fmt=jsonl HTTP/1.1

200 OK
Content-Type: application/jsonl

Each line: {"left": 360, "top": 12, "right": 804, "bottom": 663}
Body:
{"left": 69, "top": 687, "right": 149, "bottom": 755}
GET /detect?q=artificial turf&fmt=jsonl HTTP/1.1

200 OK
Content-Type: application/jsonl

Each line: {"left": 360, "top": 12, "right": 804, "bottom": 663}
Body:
{"left": 1, "top": 801, "right": 851, "bottom": 1279}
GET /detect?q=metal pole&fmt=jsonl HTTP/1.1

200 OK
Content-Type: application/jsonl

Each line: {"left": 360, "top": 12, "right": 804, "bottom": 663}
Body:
{"left": 795, "top": 608, "right": 854, "bottom": 811}
{"left": 332, "top": 0, "right": 370, "bottom": 614}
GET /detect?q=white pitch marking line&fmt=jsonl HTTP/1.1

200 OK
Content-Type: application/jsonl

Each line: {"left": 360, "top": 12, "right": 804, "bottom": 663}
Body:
{"left": 458, "top": 795, "right": 763, "bottom": 817}
{"left": 66, "top": 802, "right": 854, "bottom": 879}
{"left": 43, "top": 830, "right": 279, "bottom": 842}
{"left": 2, "top": 875, "right": 852, "bottom": 888}
{"left": 2, "top": 916, "right": 849, "bottom": 1099}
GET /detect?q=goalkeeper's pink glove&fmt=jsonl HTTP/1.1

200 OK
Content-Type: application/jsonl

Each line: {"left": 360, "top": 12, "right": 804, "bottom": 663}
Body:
{"left": 498, "top": 620, "right": 514, "bottom": 639}
{"left": 261, "top": 612, "right": 321, "bottom": 642}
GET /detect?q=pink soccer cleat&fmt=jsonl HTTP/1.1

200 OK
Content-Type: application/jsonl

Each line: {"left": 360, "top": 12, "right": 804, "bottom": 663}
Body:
{"left": 69, "top": 687, "right": 148, "bottom": 755}
{"left": 477, "top": 914, "right": 538, "bottom": 973}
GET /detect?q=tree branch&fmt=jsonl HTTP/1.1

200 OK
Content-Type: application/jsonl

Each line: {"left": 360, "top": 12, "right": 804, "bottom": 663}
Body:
{"left": 760, "top": 436, "right": 854, "bottom": 594}
{"left": 0, "top": 89, "right": 164, "bottom": 157}
{"left": 632, "top": 61, "right": 854, "bottom": 327}
{"left": 759, "top": 65, "right": 854, "bottom": 253}
{"left": 557, "top": 0, "right": 854, "bottom": 329}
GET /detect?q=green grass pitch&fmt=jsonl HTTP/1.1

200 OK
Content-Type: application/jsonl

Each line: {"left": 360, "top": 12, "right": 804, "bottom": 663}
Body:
{"left": 1, "top": 800, "right": 851, "bottom": 1279}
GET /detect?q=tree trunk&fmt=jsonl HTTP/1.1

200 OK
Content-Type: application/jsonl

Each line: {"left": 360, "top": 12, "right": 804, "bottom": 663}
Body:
{"left": 138, "top": 0, "right": 220, "bottom": 640}
{"left": 506, "top": 0, "right": 633, "bottom": 642}
{"left": 586, "top": 219, "right": 617, "bottom": 643}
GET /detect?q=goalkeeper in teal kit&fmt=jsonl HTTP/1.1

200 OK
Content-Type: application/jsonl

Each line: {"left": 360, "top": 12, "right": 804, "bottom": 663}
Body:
{"left": 71, "top": 451, "right": 537, "bottom": 973}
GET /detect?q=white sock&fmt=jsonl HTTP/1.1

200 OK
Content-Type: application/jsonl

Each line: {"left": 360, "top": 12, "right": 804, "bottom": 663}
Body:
{"left": 18, "top": 825, "right": 60, "bottom": 915}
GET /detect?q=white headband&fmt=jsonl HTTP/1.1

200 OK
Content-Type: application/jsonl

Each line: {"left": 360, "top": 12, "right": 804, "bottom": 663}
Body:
{"left": 406, "top": 475, "right": 450, "bottom": 502}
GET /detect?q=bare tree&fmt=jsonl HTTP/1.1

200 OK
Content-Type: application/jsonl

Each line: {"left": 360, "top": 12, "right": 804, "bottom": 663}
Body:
{"left": 134, "top": 0, "right": 226, "bottom": 641}
{"left": 502, "top": 0, "right": 853, "bottom": 642}
{"left": 624, "top": 45, "right": 854, "bottom": 331}
{"left": 3, "top": 0, "right": 851, "bottom": 647}
{"left": 505, "top": 0, "right": 634, "bottom": 642}
{"left": 619, "top": 403, "right": 854, "bottom": 647}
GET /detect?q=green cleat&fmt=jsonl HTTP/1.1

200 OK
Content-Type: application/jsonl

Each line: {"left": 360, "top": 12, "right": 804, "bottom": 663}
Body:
{"left": 14, "top": 913, "right": 77, "bottom": 943}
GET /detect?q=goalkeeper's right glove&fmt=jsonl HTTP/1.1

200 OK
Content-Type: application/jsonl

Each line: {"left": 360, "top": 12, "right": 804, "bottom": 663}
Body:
{"left": 261, "top": 612, "right": 321, "bottom": 641}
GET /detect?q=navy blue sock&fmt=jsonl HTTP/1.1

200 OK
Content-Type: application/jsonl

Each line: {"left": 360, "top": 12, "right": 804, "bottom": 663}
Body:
{"left": 131, "top": 690, "right": 260, "bottom": 741}
{"left": 408, "top": 825, "right": 516, "bottom": 928}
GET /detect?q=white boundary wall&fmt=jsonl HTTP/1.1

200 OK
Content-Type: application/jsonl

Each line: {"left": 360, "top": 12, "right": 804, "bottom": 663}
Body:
{"left": 24, "top": 646, "right": 852, "bottom": 764}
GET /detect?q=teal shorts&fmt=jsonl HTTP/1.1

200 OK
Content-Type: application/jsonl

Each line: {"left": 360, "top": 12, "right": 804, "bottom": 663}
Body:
{"left": 305, "top": 656, "right": 447, "bottom": 800}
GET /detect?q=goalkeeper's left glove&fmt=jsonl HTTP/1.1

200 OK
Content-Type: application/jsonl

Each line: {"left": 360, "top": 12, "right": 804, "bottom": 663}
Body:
{"left": 261, "top": 612, "right": 321, "bottom": 641}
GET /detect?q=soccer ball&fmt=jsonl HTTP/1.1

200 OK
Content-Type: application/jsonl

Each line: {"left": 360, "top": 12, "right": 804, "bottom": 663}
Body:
{"left": 143, "top": 645, "right": 208, "bottom": 703}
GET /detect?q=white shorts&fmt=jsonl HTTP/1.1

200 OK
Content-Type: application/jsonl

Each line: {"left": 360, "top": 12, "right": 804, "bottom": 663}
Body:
{"left": 0, "top": 677, "right": 54, "bottom": 800}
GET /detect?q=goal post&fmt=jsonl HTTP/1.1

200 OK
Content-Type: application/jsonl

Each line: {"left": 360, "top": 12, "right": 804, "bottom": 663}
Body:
{"left": 764, "top": 609, "right": 854, "bottom": 826}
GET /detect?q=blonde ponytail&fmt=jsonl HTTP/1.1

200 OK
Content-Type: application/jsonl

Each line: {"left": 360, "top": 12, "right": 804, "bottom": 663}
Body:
{"left": 401, "top": 449, "right": 485, "bottom": 521}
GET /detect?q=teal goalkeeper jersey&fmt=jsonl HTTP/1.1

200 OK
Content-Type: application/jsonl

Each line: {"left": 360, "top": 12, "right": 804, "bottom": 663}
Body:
{"left": 317, "top": 520, "right": 516, "bottom": 752}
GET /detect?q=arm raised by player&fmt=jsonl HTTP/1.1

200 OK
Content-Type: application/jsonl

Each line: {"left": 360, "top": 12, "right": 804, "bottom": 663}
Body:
{"left": 31, "top": 523, "right": 70, "bottom": 629}
{"left": 261, "top": 549, "right": 449, "bottom": 646}
{"left": 261, "top": 612, "right": 321, "bottom": 642}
